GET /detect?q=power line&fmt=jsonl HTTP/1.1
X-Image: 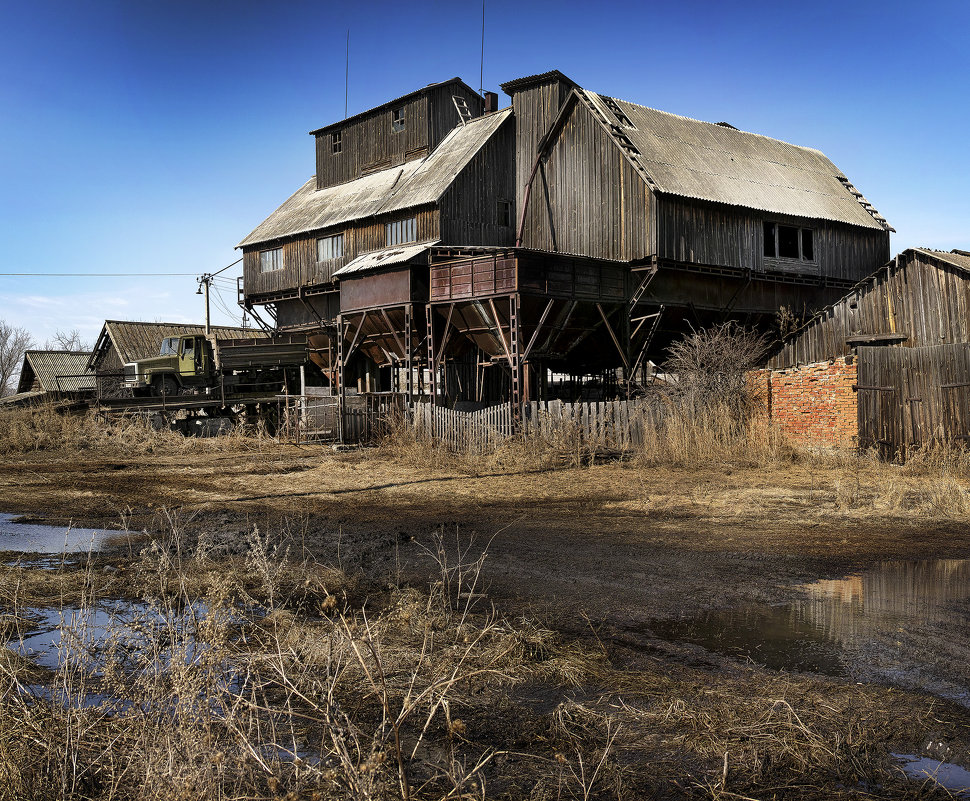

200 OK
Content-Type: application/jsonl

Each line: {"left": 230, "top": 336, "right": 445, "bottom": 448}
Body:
{"left": 0, "top": 272, "right": 201, "bottom": 277}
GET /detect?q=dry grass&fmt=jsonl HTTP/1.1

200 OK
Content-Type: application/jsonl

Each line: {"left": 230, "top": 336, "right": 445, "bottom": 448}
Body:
{"left": 0, "top": 404, "right": 270, "bottom": 458}
{"left": 2, "top": 515, "right": 967, "bottom": 800}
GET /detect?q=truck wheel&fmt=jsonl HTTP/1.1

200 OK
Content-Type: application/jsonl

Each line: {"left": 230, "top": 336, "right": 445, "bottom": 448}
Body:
{"left": 153, "top": 375, "right": 180, "bottom": 397}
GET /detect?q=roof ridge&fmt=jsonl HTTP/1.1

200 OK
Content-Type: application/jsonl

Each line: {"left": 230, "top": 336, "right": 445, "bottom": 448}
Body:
{"left": 596, "top": 91, "right": 822, "bottom": 154}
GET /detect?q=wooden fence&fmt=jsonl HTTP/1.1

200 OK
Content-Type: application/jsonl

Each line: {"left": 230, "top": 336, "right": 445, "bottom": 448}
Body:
{"left": 857, "top": 344, "right": 970, "bottom": 455}
{"left": 414, "top": 399, "right": 652, "bottom": 453}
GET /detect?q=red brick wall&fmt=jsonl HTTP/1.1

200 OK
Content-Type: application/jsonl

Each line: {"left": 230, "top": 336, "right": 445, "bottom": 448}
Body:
{"left": 752, "top": 357, "right": 858, "bottom": 448}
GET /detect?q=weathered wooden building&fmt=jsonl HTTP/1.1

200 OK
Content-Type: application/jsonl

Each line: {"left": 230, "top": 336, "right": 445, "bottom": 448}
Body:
{"left": 0, "top": 350, "right": 95, "bottom": 408}
{"left": 762, "top": 249, "right": 970, "bottom": 452}
{"left": 238, "top": 70, "right": 893, "bottom": 410}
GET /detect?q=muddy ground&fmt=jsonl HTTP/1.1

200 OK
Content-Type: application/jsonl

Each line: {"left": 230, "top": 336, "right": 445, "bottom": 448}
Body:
{"left": 4, "top": 441, "right": 970, "bottom": 797}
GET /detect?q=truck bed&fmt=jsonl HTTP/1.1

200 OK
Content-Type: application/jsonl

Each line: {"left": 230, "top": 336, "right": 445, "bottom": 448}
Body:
{"left": 217, "top": 334, "right": 308, "bottom": 370}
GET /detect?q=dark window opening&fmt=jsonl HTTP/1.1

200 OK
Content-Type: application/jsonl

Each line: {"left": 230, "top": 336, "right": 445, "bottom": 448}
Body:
{"left": 331, "top": 131, "right": 341, "bottom": 154}
{"left": 778, "top": 225, "right": 800, "bottom": 259}
{"left": 498, "top": 199, "right": 513, "bottom": 228}
{"left": 801, "top": 228, "right": 814, "bottom": 261}
{"left": 763, "top": 222, "right": 776, "bottom": 257}
{"left": 763, "top": 221, "right": 816, "bottom": 262}
{"left": 391, "top": 108, "right": 405, "bottom": 133}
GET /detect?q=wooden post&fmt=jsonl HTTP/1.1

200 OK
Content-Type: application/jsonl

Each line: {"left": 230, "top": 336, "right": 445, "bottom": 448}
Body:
{"left": 337, "top": 314, "right": 346, "bottom": 443}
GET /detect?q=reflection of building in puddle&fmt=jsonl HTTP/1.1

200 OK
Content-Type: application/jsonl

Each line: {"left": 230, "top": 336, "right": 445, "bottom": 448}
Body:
{"left": 793, "top": 560, "right": 970, "bottom": 648}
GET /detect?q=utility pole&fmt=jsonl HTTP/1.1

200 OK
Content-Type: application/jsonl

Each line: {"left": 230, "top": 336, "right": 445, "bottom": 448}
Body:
{"left": 197, "top": 274, "right": 213, "bottom": 334}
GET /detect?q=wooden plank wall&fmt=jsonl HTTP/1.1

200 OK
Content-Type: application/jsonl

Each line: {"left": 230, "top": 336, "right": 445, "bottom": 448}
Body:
{"left": 243, "top": 206, "right": 439, "bottom": 299}
{"left": 520, "top": 100, "right": 653, "bottom": 261}
{"left": 511, "top": 79, "right": 573, "bottom": 212}
{"left": 857, "top": 343, "right": 970, "bottom": 454}
{"left": 438, "top": 114, "right": 515, "bottom": 247}
{"left": 428, "top": 83, "right": 484, "bottom": 150}
{"left": 772, "top": 252, "right": 970, "bottom": 368}
{"left": 315, "top": 95, "right": 430, "bottom": 190}
{"left": 657, "top": 197, "right": 889, "bottom": 283}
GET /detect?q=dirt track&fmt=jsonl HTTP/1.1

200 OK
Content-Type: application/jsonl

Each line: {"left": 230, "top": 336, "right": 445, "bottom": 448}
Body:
{"left": 4, "top": 443, "right": 969, "bottom": 629}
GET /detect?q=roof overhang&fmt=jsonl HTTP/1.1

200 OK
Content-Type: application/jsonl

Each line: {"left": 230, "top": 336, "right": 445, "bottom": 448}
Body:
{"left": 333, "top": 241, "right": 438, "bottom": 278}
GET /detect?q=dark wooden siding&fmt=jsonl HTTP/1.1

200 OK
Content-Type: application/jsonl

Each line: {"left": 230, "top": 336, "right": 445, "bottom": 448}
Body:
{"left": 243, "top": 206, "right": 439, "bottom": 300}
{"left": 520, "top": 100, "right": 653, "bottom": 261}
{"left": 428, "top": 83, "right": 484, "bottom": 152}
{"left": 857, "top": 344, "right": 970, "bottom": 452}
{"left": 657, "top": 197, "right": 889, "bottom": 282}
{"left": 315, "top": 95, "right": 430, "bottom": 190}
{"left": 438, "top": 114, "right": 515, "bottom": 247}
{"left": 510, "top": 78, "right": 573, "bottom": 211}
{"left": 771, "top": 252, "right": 970, "bottom": 368}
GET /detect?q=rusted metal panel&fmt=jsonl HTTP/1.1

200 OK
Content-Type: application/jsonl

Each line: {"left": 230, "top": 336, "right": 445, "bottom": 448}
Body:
{"left": 340, "top": 268, "right": 416, "bottom": 313}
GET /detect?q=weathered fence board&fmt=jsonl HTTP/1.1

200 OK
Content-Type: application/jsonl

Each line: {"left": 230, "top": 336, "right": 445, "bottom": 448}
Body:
{"left": 858, "top": 344, "right": 970, "bottom": 455}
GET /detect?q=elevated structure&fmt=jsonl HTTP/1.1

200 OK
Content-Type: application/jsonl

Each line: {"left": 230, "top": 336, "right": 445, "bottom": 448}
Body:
{"left": 237, "top": 70, "right": 892, "bottom": 416}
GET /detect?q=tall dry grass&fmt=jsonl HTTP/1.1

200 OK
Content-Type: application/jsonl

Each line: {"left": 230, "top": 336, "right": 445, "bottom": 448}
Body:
{"left": 0, "top": 404, "right": 267, "bottom": 457}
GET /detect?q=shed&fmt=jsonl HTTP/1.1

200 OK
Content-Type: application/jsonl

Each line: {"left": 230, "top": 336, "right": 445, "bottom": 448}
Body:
{"left": 17, "top": 350, "right": 96, "bottom": 394}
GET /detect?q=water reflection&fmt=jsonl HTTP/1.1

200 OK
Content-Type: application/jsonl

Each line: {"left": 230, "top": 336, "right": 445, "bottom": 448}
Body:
{"left": 653, "top": 559, "right": 970, "bottom": 702}
{"left": 0, "top": 513, "right": 114, "bottom": 555}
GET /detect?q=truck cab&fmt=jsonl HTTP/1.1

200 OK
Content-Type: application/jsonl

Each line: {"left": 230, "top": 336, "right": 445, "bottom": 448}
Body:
{"left": 124, "top": 335, "right": 215, "bottom": 395}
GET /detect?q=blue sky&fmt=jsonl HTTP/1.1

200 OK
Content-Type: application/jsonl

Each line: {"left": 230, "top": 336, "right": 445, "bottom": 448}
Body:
{"left": 1, "top": 0, "right": 967, "bottom": 347}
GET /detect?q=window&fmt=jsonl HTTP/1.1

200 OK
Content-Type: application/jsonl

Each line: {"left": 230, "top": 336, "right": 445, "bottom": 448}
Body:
{"left": 331, "top": 131, "right": 341, "bottom": 154}
{"left": 763, "top": 222, "right": 816, "bottom": 262}
{"left": 259, "top": 247, "right": 283, "bottom": 272}
{"left": 317, "top": 234, "right": 343, "bottom": 261}
{"left": 391, "top": 107, "right": 405, "bottom": 133}
{"left": 159, "top": 338, "right": 178, "bottom": 356}
{"left": 498, "top": 199, "right": 513, "bottom": 228}
{"left": 386, "top": 217, "right": 416, "bottom": 246}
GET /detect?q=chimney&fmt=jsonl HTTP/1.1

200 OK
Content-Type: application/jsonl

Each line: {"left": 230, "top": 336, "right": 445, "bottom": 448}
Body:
{"left": 484, "top": 91, "right": 498, "bottom": 114}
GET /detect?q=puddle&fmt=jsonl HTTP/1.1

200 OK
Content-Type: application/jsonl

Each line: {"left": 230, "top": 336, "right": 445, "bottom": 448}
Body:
{"left": 894, "top": 754, "right": 970, "bottom": 795}
{"left": 0, "top": 513, "right": 117, "bottom": 556}
{"left": 652, "top": 559, "right": 970, "bottom": 701}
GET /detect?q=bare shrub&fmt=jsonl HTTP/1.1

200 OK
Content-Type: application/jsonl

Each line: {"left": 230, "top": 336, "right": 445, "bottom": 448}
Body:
{"left": 661, "top": 321, "right": 769, "bottom": 420}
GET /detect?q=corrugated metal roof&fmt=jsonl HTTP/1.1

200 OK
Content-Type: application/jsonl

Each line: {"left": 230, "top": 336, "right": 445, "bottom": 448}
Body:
{"left": 17, "top": 351, "right": 95, "bottom": 394}
{"left": 916, "top": 248, "right": 970, "bottom": 274}
{"left": 89, "top": 321, "right": 266, "bottom": 370}
{"left": 583, "top": 91, "right": 891, "bottom": 231}
{"left": 238, "top": 108, "right": 513, "bottom": 249}
{"left": 333, "top": 241, "right": 438, "bottom": 277}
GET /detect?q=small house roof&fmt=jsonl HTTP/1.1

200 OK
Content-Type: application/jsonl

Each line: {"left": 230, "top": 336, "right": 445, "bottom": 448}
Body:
{"left": 88, "top": 320, "right": 265, "bottom": 370}
{"left": 16, "top": 350, "right": 95, "bottom": 394}
{"left": 582, "top": 91, "right": 893, "bottom": 231}
{"left": 239, "top": 108, "right": 512, "bottom": 249}
{"left": 309, "top": 77, "right": 479, "bottom": 136}
{"left": 333, "top": 241, "right": 438, "bottom": 278}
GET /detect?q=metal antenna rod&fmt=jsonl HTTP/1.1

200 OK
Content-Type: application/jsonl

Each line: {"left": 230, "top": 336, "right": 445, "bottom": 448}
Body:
{"left": 479, "top": 0, "right": 485, "bottom": 96}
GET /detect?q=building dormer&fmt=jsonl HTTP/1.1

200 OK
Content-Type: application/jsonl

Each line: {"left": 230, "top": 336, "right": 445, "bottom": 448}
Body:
{"left": 312, "top": 78, "right": 485, "bottom": 190}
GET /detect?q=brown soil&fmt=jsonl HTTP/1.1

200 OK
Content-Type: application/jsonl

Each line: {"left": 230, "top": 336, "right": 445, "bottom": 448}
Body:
{"left": 4, "top": 443, "right": 970, "bottom": 798}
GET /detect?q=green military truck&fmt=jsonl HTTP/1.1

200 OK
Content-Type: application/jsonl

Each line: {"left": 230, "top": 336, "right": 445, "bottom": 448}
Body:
{"left": 122, "top": 333, "right": 307, "bottom": 398}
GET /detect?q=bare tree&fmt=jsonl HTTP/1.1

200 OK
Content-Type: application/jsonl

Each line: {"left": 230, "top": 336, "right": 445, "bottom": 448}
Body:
{"left": 0, "top": 321, "right": 35, "bottom": 396}
{"left": 44, "top": 328, "right": 90, "bottom": 352}
{"left": 662, "top": 322, "right": 769, "bottom": 418}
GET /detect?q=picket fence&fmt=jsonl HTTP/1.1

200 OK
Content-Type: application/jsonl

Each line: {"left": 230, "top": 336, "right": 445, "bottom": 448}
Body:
{"left": 414, "top": 399, "right": 652, "bottom": 453}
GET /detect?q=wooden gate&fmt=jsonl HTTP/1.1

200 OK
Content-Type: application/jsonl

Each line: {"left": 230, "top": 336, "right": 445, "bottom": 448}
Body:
{"left": 857, "top": 344, "right": 970, "bottom": 455}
